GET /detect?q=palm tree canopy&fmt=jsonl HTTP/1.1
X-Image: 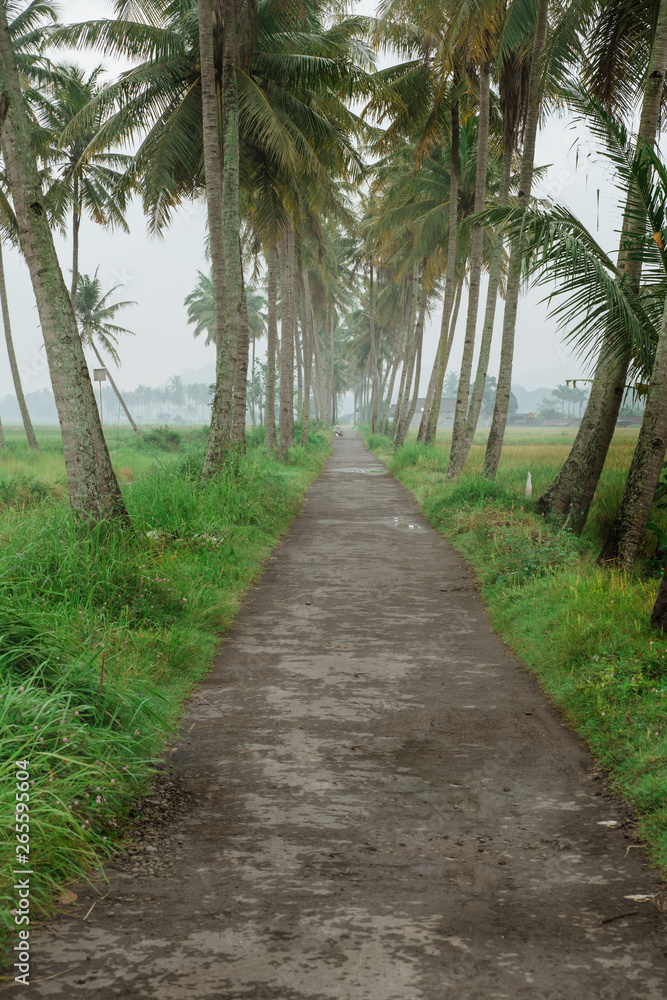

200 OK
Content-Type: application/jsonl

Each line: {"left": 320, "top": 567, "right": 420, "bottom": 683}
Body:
{"left": 48, "top": 0, "right": 373, "bottom": 236}
{"left": 75, "top": 269, "right": 136, "bottom": 365}
{"left": 184, "top": 268, "right": 266, "bottom": 345}
{"left": 28, "top": 62, "right": 134, "bottom": 236}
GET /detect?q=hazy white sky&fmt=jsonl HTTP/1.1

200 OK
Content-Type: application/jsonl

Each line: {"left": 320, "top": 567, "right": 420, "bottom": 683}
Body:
{"left": 1, "top": 0, "right": 630, "bottom": 403}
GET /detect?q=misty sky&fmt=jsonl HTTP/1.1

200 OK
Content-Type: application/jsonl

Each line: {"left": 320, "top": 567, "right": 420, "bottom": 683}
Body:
{"left": 1, "top": 0, "right": 629, "bottom": 405}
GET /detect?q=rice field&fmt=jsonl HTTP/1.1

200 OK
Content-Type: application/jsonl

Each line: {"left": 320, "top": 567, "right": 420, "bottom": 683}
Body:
{"left": 399, "top": 425, "right": 642, "bottom": 551}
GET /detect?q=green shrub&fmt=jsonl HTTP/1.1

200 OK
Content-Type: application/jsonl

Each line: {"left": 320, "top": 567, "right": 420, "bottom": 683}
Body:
{"left": 365, "top": 433, "right": 393, "bottom": 451}
{"left": 0, "top": 473, "right": 59, "bottom": 507}
{"left": 139, "top": 426, "right": 182, "bottom": 452}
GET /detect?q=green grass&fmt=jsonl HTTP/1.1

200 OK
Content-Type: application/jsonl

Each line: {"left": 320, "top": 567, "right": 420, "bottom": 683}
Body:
{"left": 0, "top": 424, "right": 213, "bottom": 506}
{"left": 366, "top": 426, "right": 667, "bottom": 873}
{"left": 0, "top": 425, "right": 331, "bottom": 959}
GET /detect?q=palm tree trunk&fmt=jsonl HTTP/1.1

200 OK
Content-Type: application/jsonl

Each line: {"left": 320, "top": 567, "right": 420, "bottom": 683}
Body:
{"left": 249, "top": 333, "right": 256, "bottom": 426}
{"left": 295, "top": 313, "right": 303, "bottom": 423}
{"left": 536, "top": 0, "right": 667, "bottom": 523}
{"left": 444, "top": 275, "right": 464, "bottom": 364}
{"left": 377, "top": 359, "right": 391, "bottom": 426}
{"left": 448, "top": 61, "right": 491, "bottom": 477}
{"left": 301, "top": 269, "right": 313, "bottom": 444}
{"left": 391, "top": 278, "right": 413, "bottom": 438}
{"left": 396, "top": 284, "right": 427, "bottom": 448}
{"left": 198, "top": 0, "right": 233, "bottom": 474}
{"left": 651, "top": 564, "right": 667, "bottom": 629}
{"left": 394, "top": 270, "right": 418, "bottom": 439}
{"left": 369, "top": 263, "right": 380, "bottom": 433}
{"left": 380, "top": 353, "right": 400, "bottom": 436}
{"left": 330, "top": 311, "right": 336, "bottom": 422}
{"left": 598, "top": 308, "right": 667, "bottom": 571}
{"left": 482, "top": 0, "right": 549, "bottom": 479}
{"left": 0, "top": 235, "right": 38, "bottom": 448}
{"left": 265, "top": 242, "right": 277, "bottom": 450}
{"left": 277, "top": 225, "right": 295, "bottom": 458}
{"left": 71, "top": 175, "right": 80, "bottom": 304}
{"left": 231, "top": 255, "right": 250, "bottom": 448}
{"left": 288, "top": 225, "right": 297, "bottom": 437}
{"left": 459, "top": 146, "right": 512, "bottom": 464}
{"left": 423, "top": 100, "right": 460, "bottom": 446}
{"left": 418, "top": 275, "right": 463, "bottom": 441}
{"left": 0, "top": 11, "right": 126, "bottom": 522}
{"left": 311, "top": 313, "right": 325, "bottom": 422}
{"left": 220, "top": 0, "right": 246, "bottom": 455}
{"left": 90, "top": 342, "right": 140, "bottom": 436}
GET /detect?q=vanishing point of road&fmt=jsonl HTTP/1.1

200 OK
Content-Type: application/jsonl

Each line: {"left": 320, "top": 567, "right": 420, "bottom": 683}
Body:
{"left": 27, "top": 432, "right": 667, "bottom": 998}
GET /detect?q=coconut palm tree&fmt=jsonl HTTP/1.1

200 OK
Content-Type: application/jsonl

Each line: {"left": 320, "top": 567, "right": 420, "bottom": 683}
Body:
{"left": 184, "top": 268, "right": 267, "bottom": 346}
{"left": 536, "top": 0, "right": 667, "bottom": 525}
{"left": 168, "top": 374, "right": 185, "bottom": 414}
{"left": 75, "top": 269, "right": 140, "bottom": 436}
{"left": 0, "top": 198, "right": 39, "bottom": 449}
{"left": 29, "top": 63, "right": 133, "bottom": 304}
{"left": 0, "top": 8, "right": 126, "bottom": 521}
{"left": 184, "top": 270, "right": 216, "bottom": 343}
{"left": 475, "top": 115, "right": 666, "bottom": 573}
{"left": 446, "top": 0, "right": 503, "bottom": 477}
{"left": 184, "top": 264, "right": 266, "bottom": 425}
{"left": 51, "top": 0, "right": 370, "bottom": 465}
{"left": 453, "top": 37, "right": 532, "bottom": 472}
{"left": 0, "top": 1, "right": 63, "bottom": 452}
{"left": 481, "top": 0, "right": 550, "bottom": 477}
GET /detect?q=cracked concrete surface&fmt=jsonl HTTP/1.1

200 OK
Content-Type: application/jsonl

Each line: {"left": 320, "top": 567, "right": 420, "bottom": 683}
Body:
{"left": 23, "top": 432, "right": 667, "bottom": 998}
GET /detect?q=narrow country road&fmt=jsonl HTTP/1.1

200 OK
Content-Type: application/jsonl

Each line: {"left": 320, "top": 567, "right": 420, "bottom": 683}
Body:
{"left": 28, "top": 433, "right": 667, "bottom": 998}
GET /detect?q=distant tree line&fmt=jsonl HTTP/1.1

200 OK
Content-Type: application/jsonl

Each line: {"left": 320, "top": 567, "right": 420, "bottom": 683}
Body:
{"left": 0, "top": 377, "right": 213, "bottom": 425}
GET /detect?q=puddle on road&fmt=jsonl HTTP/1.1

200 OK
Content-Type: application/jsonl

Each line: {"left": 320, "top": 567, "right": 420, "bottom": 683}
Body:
{"left": 314, "top": 517, "right": 428, "bottom": 532}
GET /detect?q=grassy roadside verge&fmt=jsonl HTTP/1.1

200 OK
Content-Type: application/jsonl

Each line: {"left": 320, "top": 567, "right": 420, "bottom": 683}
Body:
{"left": 0, "top": 429, "right": 331, "bottom": 957}
{"left": 365, "top": 433, "right": 667, "bottom": 873}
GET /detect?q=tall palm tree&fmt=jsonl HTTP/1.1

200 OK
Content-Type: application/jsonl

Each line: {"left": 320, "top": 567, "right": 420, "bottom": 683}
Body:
{"left": 482, "top": 0, "right": 550, "bottom": 478}
{"left": 195, "top": 0, "right": 234, "bottom": 471}
{"left": 265, "top": 243, "right": 278, "bottom": 449}
{"left": 75, "top": 269, "right": 140, "bottom": 436}
{"left": 536, "top": 0, "right": 667, "bottom": 526}
{"left": 31, "top": 63, "right": 133, "bottom": 303}
{"left": 0, "top": 1, "right": 63, "bottom": 452}
{"left": 447, "top": 0, "right": 502, "bottom": 477}
{"left": 0, "top": 7, "right": 126, "bottom": 521}
{"left": 0, "top": 203, "right": 38, "bottom": 449}
{"left": 184, "top": 270, "right": 216, "bottom": 343}
{"left": 476, "top": 115, "right": 666, "bottom": 571}
{"left": 184, "top": 267, "right": 266, "bottom": 345}
{"left": 53, "top": 0, "right": 369, "bottom": 461}
{"left": 455, "top": 38, "right": 531, "bottom": 471}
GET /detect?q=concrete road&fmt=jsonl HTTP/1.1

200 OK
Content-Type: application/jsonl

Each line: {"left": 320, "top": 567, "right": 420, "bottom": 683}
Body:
{"left": 26, "top": 432, "right": 667, "bottom": 998}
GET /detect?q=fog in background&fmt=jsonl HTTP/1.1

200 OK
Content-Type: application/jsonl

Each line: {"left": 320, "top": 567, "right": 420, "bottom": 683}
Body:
{"left": 1, "top": 0, "right": 630, "bottom": 411}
